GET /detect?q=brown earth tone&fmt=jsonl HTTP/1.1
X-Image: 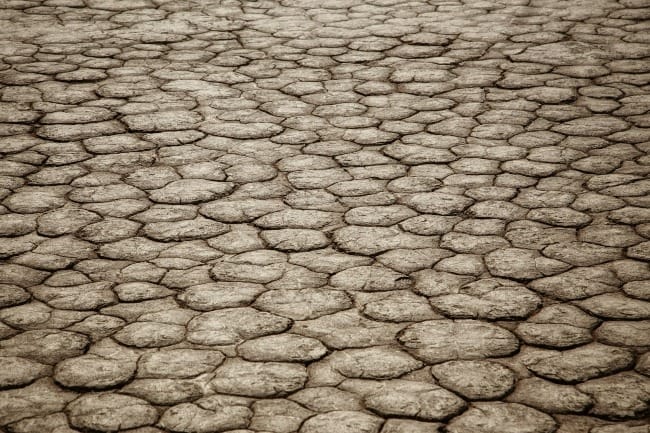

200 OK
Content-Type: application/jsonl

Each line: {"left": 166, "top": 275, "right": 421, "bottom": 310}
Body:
{"left": 0, "top": 0, "right": 649, "bottom": 432}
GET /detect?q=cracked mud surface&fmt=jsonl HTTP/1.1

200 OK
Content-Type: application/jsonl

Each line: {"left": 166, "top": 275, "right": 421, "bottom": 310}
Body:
{"left": 1, "top": 0, "right": 650, "bottom": 432}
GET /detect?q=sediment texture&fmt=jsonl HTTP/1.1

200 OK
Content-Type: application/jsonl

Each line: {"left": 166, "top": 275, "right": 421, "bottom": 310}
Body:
{"left": 0, "top": 0, "right": 649, "bottom": 432}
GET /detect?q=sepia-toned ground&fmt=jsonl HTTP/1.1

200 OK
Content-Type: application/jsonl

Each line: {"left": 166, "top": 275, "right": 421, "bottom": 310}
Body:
{"left": 0, "top": 0, "right": 649, "bottom": 432}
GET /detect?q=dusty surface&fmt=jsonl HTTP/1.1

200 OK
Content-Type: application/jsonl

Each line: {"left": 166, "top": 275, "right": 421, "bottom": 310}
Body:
{"left": 1, "top": 0, "right": 649, "bottom": 432}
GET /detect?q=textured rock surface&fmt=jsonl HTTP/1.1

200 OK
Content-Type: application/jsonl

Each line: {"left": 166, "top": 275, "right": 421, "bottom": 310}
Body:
{"left": 398, "top": 320, "right": 519, "bottom": 363}
{"left": 447, "top": 402, "right": 557, "bottom": 433}
{"left": 0, "top": 0, "right": 648, "bottom": 430}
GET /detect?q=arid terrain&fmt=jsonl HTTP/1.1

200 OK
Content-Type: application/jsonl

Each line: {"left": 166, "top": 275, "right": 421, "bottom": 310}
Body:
{"left": 0, "top": 0, "right": 649, "bottom": 432}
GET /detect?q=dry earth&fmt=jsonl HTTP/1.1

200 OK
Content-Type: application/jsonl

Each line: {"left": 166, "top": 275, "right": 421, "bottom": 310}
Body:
{"left": 0, "top": 0, "right": 649, "bottom": 432}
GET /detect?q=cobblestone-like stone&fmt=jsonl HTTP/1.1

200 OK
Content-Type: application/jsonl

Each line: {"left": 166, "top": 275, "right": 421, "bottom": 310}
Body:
{"left": 447, "top": 402, "right": 557, "bottom": 433}
{"left": 187, "top": 307, "right": 290, "bottom": 346}
{"left": 0, "top": 356, "right": 50, "bottom": 389}
{"left": 506, "top": 377, "right": 593, "bottom": 414}
{"left": 67, "top": 393, "right": 158, "bottom": 432}
{"left": 157, "top": 395, "right": 252, "bottom": 433}
{"left": 522, "top": 343, "right": 635, "bottom": 383}
{"left": 300, "top": 411, "right": 383, "bottom": 433}
{"left": 429, "top": 279, "right": 542, "bottom": 320}
{"left": 341, "top": 379, "right": 466, "bottom": 421}
{"left": 398, "top": 320, "right": 519, "bottom": 363}
{"left": 577, "top": 372, "right": 650, "bottom": 418}
{"left": 431, "top": 360, "right": 516, "bottom": 400}
{"left": 211, "top": 359, "right": 308, "bottom": 397}
{"left": 0, "top": 379, "right": 77, "bottom": 425}
{"left": 54, "top": 341, "right": 137, "bottom": 389}
{"left": 1, "top": 0, "right": 649, "bottom": 430}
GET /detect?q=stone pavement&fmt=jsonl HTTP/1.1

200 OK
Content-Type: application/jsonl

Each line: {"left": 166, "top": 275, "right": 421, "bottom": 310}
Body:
{"left": 0, "top": 0, "right": 649, "bottom": 431}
